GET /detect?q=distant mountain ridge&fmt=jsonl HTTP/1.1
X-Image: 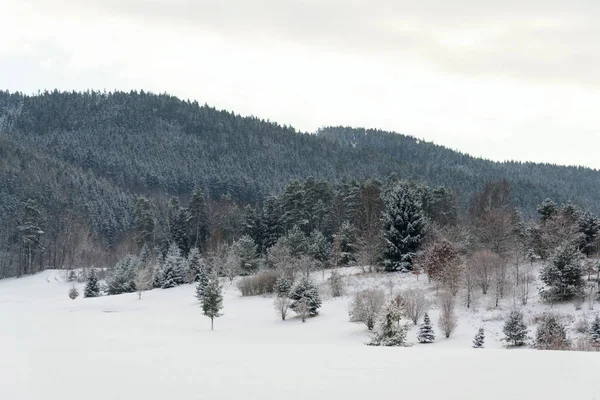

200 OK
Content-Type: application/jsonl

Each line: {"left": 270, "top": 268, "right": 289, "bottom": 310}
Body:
{"left": 1, "top": 90, "right": 599, "bottom": 244}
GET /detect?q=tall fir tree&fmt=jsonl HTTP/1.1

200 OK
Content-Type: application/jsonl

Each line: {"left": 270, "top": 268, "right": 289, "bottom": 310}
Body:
{"left": 187, "top": 188, "right": 208, "bottom": 251}
{"left": 17, "top": 198, "right": 44, "bottom": 276}
{"left": 578, "top": 211, "right": 599, "bottom": 257}
{"left": 84, "top": 269, "right": 101, "bottom": 298}
{"left": 134, "top": 196, "right": 155, "bottom": 249}
{"left": 417, "top": 312, "right": 435, "bottom": 343}
{"left": 333, "top": 221, "right": 358, "bottom": 266}
{"left": 233, "top": 235, "right": 259, "bottom": 275}
{"left": 382, "top": 182, "right": 426, "bottom": 271}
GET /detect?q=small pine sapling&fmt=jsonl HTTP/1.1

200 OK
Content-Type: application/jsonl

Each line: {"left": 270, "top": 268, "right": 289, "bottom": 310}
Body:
{"left": 417, "top": 312, "right": 435, "bottom": 343}
{"left": 84, "top": 269, "right": 101, "bottom": 298}
{"left": 68, "top": 285, "right": 79, "bottom": 300}
{"left": 202, "top": 276, "right": 223, "bottom": 330}
{"left": 502, "top": 310, "right": 529, "bottom": 347}
{"left": 472, "top": 328, "right": 485, "bottom": 348}
{"left": 589, "top": 315, "right": 600, "bottom": 347}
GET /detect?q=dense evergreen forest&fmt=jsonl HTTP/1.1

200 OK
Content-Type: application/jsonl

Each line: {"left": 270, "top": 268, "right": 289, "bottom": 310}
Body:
{"left": 1, "top": 90, "right": 599, "bottom": 278}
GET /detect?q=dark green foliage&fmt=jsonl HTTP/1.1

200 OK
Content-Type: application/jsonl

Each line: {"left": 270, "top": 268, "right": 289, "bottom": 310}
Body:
{"left": 290, "top": 277, "right": 322, "bottom": 317}
{"left": 578, "top": 211, "right": 600, "bottom": 256}
{"left": 281, "top": 226, "right": 308, "bottom": 258}
{"left": 502, "top": 310, "right": 529, "bottom": 347}
{"left": 538, "top": 198, "right": 558, "bottom": 223}
{"left": 201, "top": 276, "right": 223, "bottom": 330}
{"left": 187, "top": 189, "right": 208, "bottom": 251}
{"left": 68, "top": 285, "right": 79, "bottom": 300}
{"left": 382, "top": 183, "right": 426, "bottom": 271}
{"left": 540, "top": 245, "right": 585, "bottom": 302}
{"left": 333, "top": 221, "right": 357, "bottom": 266}
{"left": 590, "top": 315, "right": 600, "bottom": 346}
{"left": 233, "top": 235, "right": 259, "bottom": 275}
{"left": 84, "top": 269, "right": 101, "bottom": 298}
{"left": 134, "top": 197, "right": 155, "bottom": 249}
{"left": 274, "top": 275, "right": 292, "bottom": 297}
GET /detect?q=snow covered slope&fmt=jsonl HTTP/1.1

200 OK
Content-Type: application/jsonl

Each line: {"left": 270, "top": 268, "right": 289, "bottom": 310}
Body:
{"left": 1, "top": 270, "right": 599, "bottom": 400}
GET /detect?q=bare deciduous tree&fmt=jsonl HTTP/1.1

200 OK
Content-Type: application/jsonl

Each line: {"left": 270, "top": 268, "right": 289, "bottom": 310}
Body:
{"left": 438, "top": 293, "right": 458, "bottom": 338}
{"left": 134, "top": 264, "right": 154, "bottom": 299}
{"left": 402, "top": 288, "right": 429, "bottom": 325}
{"left": 273, "top": 296, "right": 292, "bottom": 321}
{"left": 470, "top": 250, "right": 500, "bottom": 295}
{"left": 349, "top": 288, "right": 386, "bottom": 330}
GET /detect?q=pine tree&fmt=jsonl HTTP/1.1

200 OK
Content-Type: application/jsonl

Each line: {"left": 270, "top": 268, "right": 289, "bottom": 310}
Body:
{"left": 134, "top": 196, "right": 155, "bottom": 249}
{"left": 382, "top": 182, "right": 425, "bottom": 271}
{"left": 68, "top": 285, "right": 79, "bottom": 300}
{"left": 369, "top": 305, "right": 408, "bottom": 347}
{"left": 261, "top": 196, "right": 284, "bottom": 251}
{"left": 84, "top": 269, "right": 101, "bottom": 298}
{"left": 579, "top": 211, "right": 600, "bottom": 257}
{"left": 589, "top": 315, "right": 600, "bottom": 346}
{"left": 17, "top": 198, "right": 44, "bottom": 276}
{"left": 187, "top": 247, "right": 204, "bottom": 282}
{"left": 274, "top": 275, "right": 292, "bottom": 298}
{"left": 308, "top": 229, "right": 331, "bottom": 265}
{"left": 417, "top": 312, "right": 435, "bottom": 343}
{"left": 502, "top": 310, "right": 529, "bottom": 346}
{"left": 67, "top": 269, "right": 77, "bottom": 282}
{"left": 161, "top": 243, "right": 186, "bottom": 288}
{"left": 290, "top": 277, "right": 322, "bottom": 320}
{"left": 537, "top": 198, "right": 558, "bottom": 223}
{"left": 187, "top": 188, "right": 208, "bottom": 251}
{"left": 281, "top": 226, "right": 308, "bottom": 258}
{"left": 195, "top": 258, "right": 210, "bottom": 301}
{"left": 535, "top": 315, "right": 570, "bottom": 350}
{"left": 202, "top": 276, "right": 223, "bottom": 330}
{"left": 472, "top": 327, "right": 485, "bottom": 348}
{"left": 233, "top": 235, "right": 258, "bottom": 275}
{"left": 106, "top": 255, "right": 138, "bottom": 295}
{"left": 334, "top": 221, "right": 358, "bottom": 266}
{"left": 540, "top": 245, "right": 585, "bottom": 302}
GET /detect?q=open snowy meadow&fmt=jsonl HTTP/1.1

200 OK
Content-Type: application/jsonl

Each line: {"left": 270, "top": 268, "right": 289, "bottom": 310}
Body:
{"left": 2, "top": 268, "right": 599, "bottom": 400}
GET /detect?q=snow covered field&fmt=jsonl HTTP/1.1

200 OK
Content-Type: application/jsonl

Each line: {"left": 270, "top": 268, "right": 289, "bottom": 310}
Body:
{"left": 2, "top": 269, "right": 599, "bottom": 400}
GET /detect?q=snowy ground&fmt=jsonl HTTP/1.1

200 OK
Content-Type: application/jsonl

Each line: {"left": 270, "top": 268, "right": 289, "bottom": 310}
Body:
{"left": 1, "top": 268, "right": 599, "bottom": 400}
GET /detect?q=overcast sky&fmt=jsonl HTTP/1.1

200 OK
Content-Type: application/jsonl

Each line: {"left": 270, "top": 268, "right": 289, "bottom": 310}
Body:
{"left": 1, "top": 0, "right": 599, "bottom": 168}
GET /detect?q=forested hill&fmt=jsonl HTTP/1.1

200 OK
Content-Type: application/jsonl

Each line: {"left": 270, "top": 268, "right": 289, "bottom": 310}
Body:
{"left": 0, "top": 90, "right": 599, "bottom": 246}
{"left": 318, "top": 127, "right": 600, "bottom": 213}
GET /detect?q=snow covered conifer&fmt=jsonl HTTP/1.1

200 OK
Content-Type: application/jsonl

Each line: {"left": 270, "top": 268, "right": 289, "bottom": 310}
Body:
{"left": 202, "top": 275, "right": 223, "bottom": 330}
{"left": 194, "top": 259, "right": 211, "bottom": 301}
{"left": 417, "top": 312, "right": 435, "bottom": 343}
{"left": 290, "top": 277, "right": 321, "bottom": 321}
{"left": 84, "top": 269, "right": 101, "bottom": 298}
{"left": 67, "top": 269, "right": 77, "bottom": 282}
{"left": 502, "top": 310, "right": 529, "bottom": 347}
{"left": 187, "top": 247, "right": 202, "bottom": 282}
{"left": 161, "top": 243, "right": 186, "bottom": 288}
{"left": 472, "top": 328, "right": 485, "bottom": 348}
{"left": 106, "top": 255, "right": 138, "bottom": 295}
{"left": 369, "top": 305, "right": 408, "bottom": 347}
{"left": 589, "top": 315, "right": 600, "bottom": 346}
{"left": 274, "top": 275, "right": 293, "bottom": 321}
{"left": 540, "top": 245, "right": 585, "bottom": 302}
{"left": 68, "top": 285, "right": 79, "bottom": 300}
{"left": 535, "top": 315, "right": 570, "bottom": 350}
{"left": 381, "top": 182, "right": 425, "bottom": 271}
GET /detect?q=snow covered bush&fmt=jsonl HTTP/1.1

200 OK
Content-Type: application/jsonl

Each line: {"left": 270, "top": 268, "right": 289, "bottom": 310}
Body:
{"left": 438, "top": 293, "right": 457, "bottom": 338}
{"left": 502, "top": 310, "right": 529, "bottom": 347}
{"left": 237, "top": 270, "right": 279, "bottom": 296}
{"left": 349, "top": 288, "right": 386, "bottom": 330}
{"left": 290, "top": 277, "right": 322, "bottom": 321}
{"left": 106, "top": 255, "right": 138, "bottom": 295}
{"left": 534, "top": 315, "right": 570, "bottom": 350}
{"left": 472, "top": 328, "right": 485, "bottom": 348}
{"left": 402, "top": 288, "right": 429, "bottom": 325}
{"left": 417, "top": 312, "right": 435, "bottom": 343}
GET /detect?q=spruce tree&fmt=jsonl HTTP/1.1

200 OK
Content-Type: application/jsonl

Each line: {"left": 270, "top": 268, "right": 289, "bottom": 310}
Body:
{"left": 369, "top": 306, "right": 408, "bottom": 347}
{"left": 134, "top": 196, "right": 155, "bottom": 249}
{"left": 106, "top": 255, "right": 138, "bottom": 295}
{"left": 194, "top": 258, "right": 210, "bottom": 301}
{"left": 274, "top": 275, "right": 292, "bottom": 298}
{"left": 290, "top": 277, "right": 322, "bottom": 319}
{"left": 161, "top": 243, "right": 186, "bottom": 288}
{"left": 589, "top": 315, "right": 600, "bottom": 346}
{"left": 417, "top": 312, "right": 435, "bottom": 343}
{"left": 334, "top": 221, "right": 358, "bottom": 266}
{"left": 472, "top": 327, "right": 485, "bottom": 348}
{"left": 540, "top": 245, "right": 585, "bottom": 302}
{"left": 84, "top": 269, "right": 101, "bottom": 298}
{"left": 382, "top": 182, "right": 425, "bottom": 271}
{"left": 282, "top": 226, "right": 308, "bottom": 258}
{"left": 234, "top": 235, "right": 258, "bottom": 275}
{"left": 579, "top": 211, "right": 600, "bottom": 257}
{"left": 502, "top": 310, "right": 529, "bottom": 346}
{"left": 187, "top": 188, "right": 208, "bottom": 251}
{"left": 202, "top": 276, "right": 223, "bottom": 330}
{"left": 67, "top": 269, "right": 77, "bottom": 282}
{"left": 537, "top": 198, "right": 558, "bottom": 223}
